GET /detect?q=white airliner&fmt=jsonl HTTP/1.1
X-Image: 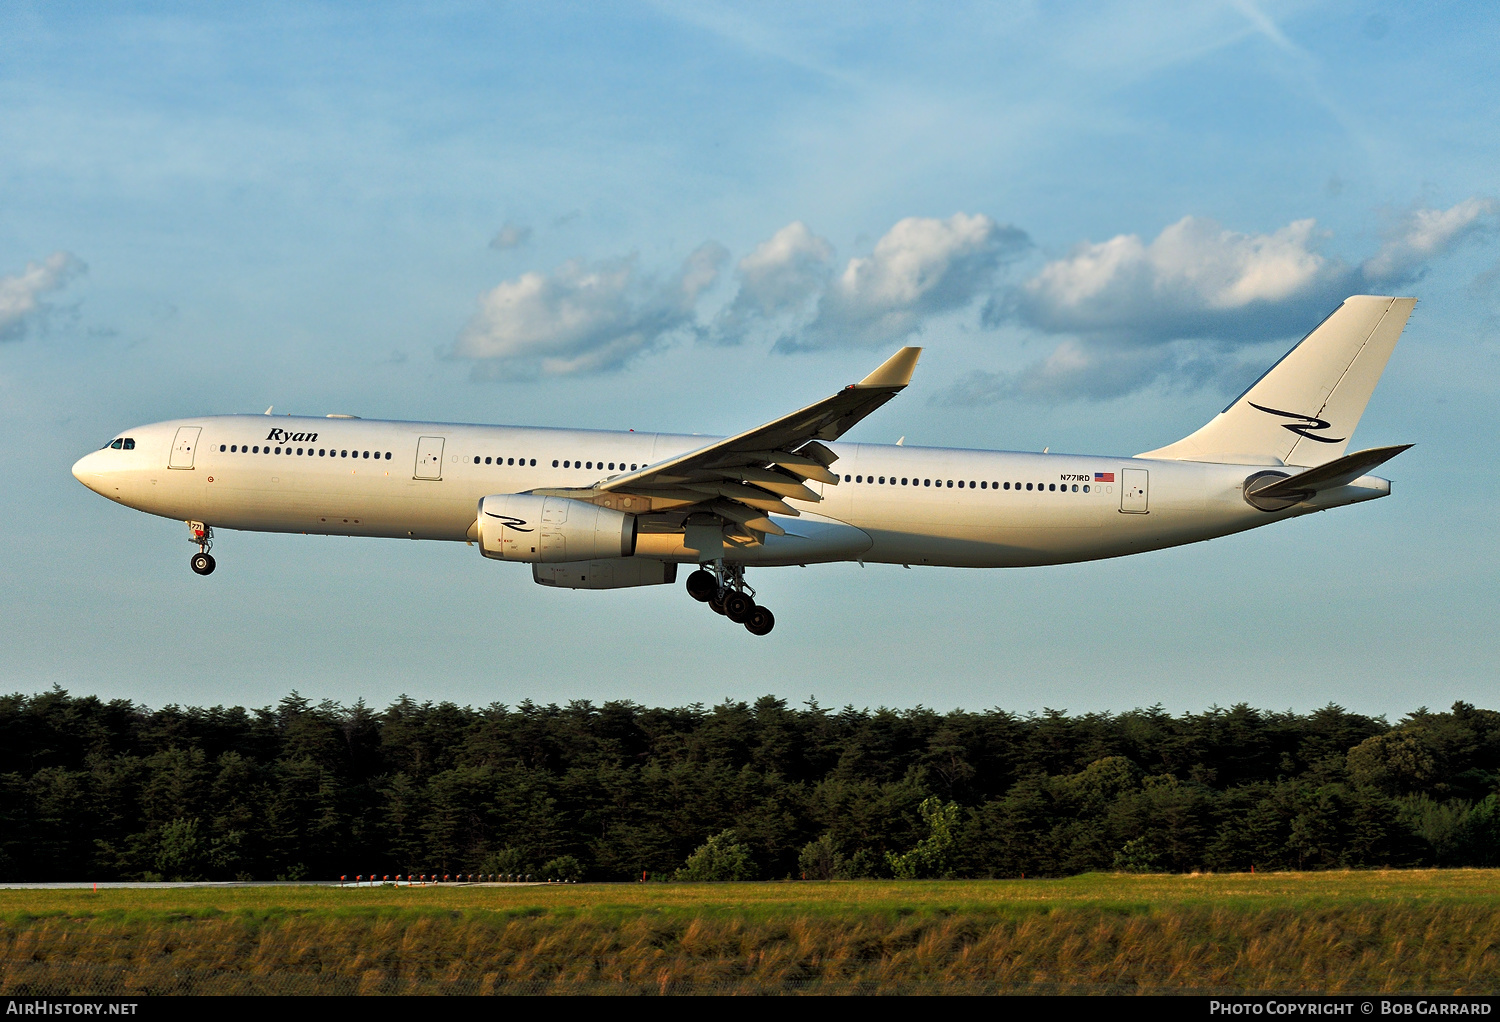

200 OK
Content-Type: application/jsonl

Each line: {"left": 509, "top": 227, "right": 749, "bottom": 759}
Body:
{"left": 73, "top": 295, "right": 1415, "bottom": 636}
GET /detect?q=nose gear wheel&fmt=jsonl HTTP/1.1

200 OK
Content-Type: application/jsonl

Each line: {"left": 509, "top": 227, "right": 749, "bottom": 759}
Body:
{"left": 186, "top": 522, "right": 216, "bottom": 576}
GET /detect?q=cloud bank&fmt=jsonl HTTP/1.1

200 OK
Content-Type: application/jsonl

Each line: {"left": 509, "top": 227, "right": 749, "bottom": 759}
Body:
{"left": 711, "top": 221, "right": 834, "bottom": 344}
{"left": 944, "top": 199, "right": 1496, "bottom": 404}
{"left": 455, "top": 243, "right": 726, "bottom": 377}
{"left": 453, "top": 200, "right": 1493, "bottom": 388}
{"left": 0, "top": 252, "right": 86, "bottom": 342}
{"left": 456, "top": 213, "right": 1026, "bottom": 376}
{"left": 785, "top": 213, "right": 1030, "bottom": 352}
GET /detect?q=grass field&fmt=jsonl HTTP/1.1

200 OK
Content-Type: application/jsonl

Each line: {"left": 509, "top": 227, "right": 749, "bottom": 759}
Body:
{"left": 3, "top": 871, "right": 1499, "bottom": 995}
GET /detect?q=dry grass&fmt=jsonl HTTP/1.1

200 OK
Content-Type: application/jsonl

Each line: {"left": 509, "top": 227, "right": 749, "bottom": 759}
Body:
{"left": 3, "top": 871, "right": 1498, "bottom": 995}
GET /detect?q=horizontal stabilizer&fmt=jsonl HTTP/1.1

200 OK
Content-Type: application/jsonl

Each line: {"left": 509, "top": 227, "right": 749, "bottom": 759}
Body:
{"left": 1245, "top": 444, "right": 1411, "bottom": 508}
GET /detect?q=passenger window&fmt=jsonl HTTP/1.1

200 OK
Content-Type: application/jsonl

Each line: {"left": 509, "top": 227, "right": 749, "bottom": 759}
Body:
{"left": 586, "top": 461, "right": 592, "bottom": 469}
{"left": 1049, "top": 483, "right": 1056, "bottom": 491}
{"left": 924, "top": 479, "right": 930, "bottom": 487}
{"left": 553, "top": 460, "right": 559, "bottom": 467}
{"left": 341, "top": 450, "right": 348, "bottom": 458}
{"left": 946, "top": 480, "right": 953, "bottom": 488}
{"left": 1083, "top": 485, "right": 1090, "bottom": 493}
{"left": 1072, "top": 484, "right": 1079, "bottom": 492}
{"left": 856, "top": 475, "right": 862, "bottom": 483}
{"left": 1025, "top": 482, "right": 1032, "bottom": 490}
{"left": 844, "top": 474, "right": 852, "bottom": 481}
{"left": 901, "top": 478, "right": 908, "bottom": 485}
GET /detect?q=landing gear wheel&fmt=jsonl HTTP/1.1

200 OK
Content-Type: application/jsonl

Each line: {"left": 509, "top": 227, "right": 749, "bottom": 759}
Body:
{"left": 724, "top": 591, "right": 754, "bottom": 623}
{"left": 745, "top": 605, "right": 775, "bottom": 636}
{"left": 708, "top": 591, "right": 728, "bottom": 616}
{"left": 191, "top": 552, "right": 216, "bottom": 576}
{"left": 686, "top": 569, "right": 716, "bottom": 602}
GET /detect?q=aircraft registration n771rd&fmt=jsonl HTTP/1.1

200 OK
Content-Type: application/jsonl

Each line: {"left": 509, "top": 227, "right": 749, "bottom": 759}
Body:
{"left": 73, "top": 295, "right": 1416, "bottom": 636}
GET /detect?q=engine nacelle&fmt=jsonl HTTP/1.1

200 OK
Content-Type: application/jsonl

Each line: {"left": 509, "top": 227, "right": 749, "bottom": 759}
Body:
{"left": 478, "top": 494, "right": 636, "bottom": 563}
{"left": 533, "top": 559, "right": 677, "bottom": 589}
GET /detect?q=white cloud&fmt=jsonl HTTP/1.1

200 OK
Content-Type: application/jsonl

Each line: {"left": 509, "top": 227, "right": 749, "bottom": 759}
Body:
{"left": 454, "top": 242, "right": 726, "bottom": 377}
{"left": 0, "top": 252, "right": 86, "bottom": 342}
{"left": 1363, "top": 198, "right": 1496, "bottom": 283}
{"left": 1002, "top": 215, "right": 1340, "bottom": 341}
{"left": 711, "top": 221, "right": 833, "bottom": 344}
{"left": 783, "top": 213, "right": 1029, "bottom": 351}
{"left": 489, "top": 222, "right": 533, "bottom": 251}
{"left": 957, "top": 200, "right": 1498, "bottom": 403}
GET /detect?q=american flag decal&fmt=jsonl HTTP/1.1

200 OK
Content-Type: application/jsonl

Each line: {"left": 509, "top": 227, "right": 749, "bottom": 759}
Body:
{"left": 1095, "top": 472, "right": 1115, "bottom": 482}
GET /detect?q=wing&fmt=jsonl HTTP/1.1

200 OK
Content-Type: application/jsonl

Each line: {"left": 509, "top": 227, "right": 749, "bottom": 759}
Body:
{"left": 531, "top": 346, "right": 921, "bottom": 536}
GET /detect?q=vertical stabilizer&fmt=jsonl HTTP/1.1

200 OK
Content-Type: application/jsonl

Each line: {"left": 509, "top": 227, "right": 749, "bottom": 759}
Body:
{"left": 1138, "top": 295, "right": 1415, "bottom": 466}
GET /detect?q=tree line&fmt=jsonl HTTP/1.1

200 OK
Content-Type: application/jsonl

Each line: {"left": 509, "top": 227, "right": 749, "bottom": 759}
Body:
{"left": 1, "top": 688, "right": 1497, "bottom": 881}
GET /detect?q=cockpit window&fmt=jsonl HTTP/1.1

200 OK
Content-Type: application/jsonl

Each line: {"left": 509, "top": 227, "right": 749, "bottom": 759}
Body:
{"left": 109, "top": 439, "right": 123, "bottom": 449}
{"left": 103, "top": 438, "right": 136, "bottom": 450}
{"left": 123, "top": 439, "right": 135, "bottom": 450}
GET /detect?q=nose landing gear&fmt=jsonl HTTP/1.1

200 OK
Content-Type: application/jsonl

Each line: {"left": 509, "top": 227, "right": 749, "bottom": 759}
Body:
{"left": 685, "top": 564, "right": 775, "bottom": 636}
{"left": 187, "top": 521, "right": 216, "bottom": 576}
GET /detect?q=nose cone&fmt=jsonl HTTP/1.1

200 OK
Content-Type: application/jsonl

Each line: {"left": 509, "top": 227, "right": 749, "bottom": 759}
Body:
{"left": 72, "top": 450, "right": 107, "bottom": 495}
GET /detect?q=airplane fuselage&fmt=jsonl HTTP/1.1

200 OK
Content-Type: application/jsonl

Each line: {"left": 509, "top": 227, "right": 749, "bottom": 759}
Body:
{"left": 71, "top": 413, "right": 1390, "bottom": 570}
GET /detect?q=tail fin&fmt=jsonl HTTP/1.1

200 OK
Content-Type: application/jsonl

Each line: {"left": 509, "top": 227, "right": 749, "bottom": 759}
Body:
{"left": 1138, "top": 295, "right": 1415, "bottom": 466}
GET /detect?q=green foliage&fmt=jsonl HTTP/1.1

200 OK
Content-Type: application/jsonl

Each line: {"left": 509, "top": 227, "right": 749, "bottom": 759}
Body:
{"left": 1, "top": 689, "right": 1498, "bottom": 882}
{"left": 676, "top": 831, "right": 757, "bottom": 882}
{"left": 480, "top": 847, "right": 532, "bottom": 876}
{"left": 1113, "top": 837, "right": 1160, "bottom": 873}
{"left": 886, "top": 797, "right": 961, "bottom": 879}
{"left": 798, "top": 834, "right": 847, "bottom": 880}
{"left": 542, "top": 855, "right": 584, "bottom": 882}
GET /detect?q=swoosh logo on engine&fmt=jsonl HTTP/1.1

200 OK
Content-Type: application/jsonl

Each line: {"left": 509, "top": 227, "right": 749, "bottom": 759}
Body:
{"left": 1248, "top": 402, "right": 1346, "bottom": 444}
{"left": 483, "top": 512, "right": 533, "bottom": 532}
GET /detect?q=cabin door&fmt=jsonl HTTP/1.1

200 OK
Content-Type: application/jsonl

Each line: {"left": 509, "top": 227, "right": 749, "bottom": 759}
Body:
{"left": 169, "top": 427, "right": 201, "bottom": 470}
{"left": 414, "top": 436, "right": 445, "bottom": 480}
{"left": 1120, "top": 468, "right": 1149, "bottom": 513}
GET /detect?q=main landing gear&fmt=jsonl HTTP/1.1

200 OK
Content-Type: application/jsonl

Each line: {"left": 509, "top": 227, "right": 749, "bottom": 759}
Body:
{"left": 188, "top": 522, "right": 216, "bottom": 576}
{"left": 686, "top": 564, "right": 775, "bottom": 636}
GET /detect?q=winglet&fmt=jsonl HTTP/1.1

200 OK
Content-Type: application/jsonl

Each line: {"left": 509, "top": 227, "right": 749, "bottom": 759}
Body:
{"left": 858, "top": 346, "right": 922, "bottom": 388}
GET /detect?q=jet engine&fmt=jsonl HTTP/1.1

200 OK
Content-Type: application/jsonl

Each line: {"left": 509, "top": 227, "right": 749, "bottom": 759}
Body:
{"left": 478, "top": 494, "right": 636, "bottom": 563}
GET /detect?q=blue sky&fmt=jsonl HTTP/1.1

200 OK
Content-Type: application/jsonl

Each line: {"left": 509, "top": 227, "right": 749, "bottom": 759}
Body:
{"left": 2, "top": 1, "right": 1497, "bottom": 716}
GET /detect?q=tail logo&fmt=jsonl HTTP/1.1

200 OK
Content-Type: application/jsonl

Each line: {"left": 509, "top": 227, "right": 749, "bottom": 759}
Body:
{"left": 483, "top": 512, "right": 533, "bottom": 532}
{"left": 1248, "top": 403, "right": 1346, "bottom": 444}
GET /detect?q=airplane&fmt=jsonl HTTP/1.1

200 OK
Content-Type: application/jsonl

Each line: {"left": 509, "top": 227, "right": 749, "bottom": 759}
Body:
{"left": 72, "top": 294, "right": 1415, "bottom": 637}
